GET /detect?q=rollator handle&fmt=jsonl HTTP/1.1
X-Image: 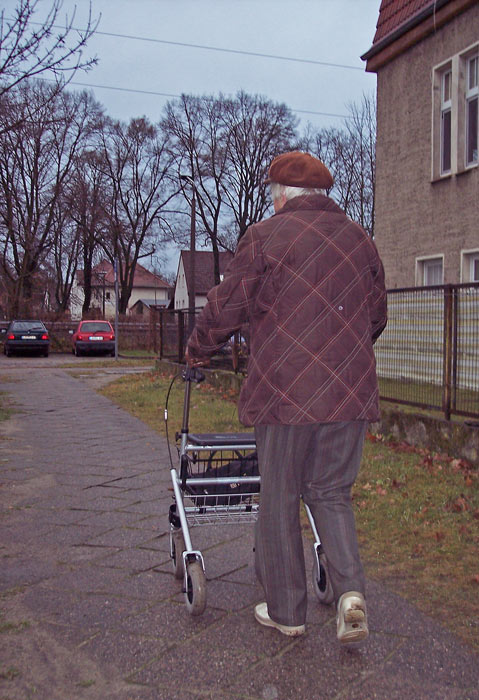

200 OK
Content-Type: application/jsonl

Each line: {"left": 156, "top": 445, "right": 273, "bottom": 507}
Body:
{"left": 181, "top": 366, "right": 205, "bottom": 435}
{"left": 182, "top": 367, "right": 205, "bottom": 383}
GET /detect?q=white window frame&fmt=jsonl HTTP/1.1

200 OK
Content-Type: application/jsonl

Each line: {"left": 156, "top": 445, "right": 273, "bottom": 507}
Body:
{"left": 432, "top": 44, "right": 479, "bottom": 179}
{"left": 415, "top": 255, "right": 444, "bottom": 287}
{"left": 441, "top": 69, "right": 453, "bottom": 174}
{"left": 465, "top": 54, "right": 478, "bottom": 167}
{"left": 432, "top": 58, "right": 455, "bottom": 179}
{"left": 460, "top": 249, "right": 479, "bottom": 282}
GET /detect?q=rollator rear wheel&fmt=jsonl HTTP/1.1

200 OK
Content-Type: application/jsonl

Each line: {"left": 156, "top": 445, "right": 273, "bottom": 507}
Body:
{"left": 185, "top": 560, "right": 207, "bottom": 616}
{"left": 312, "top": 550, "right": 334, "bottom": 605}
{"left": 171, "top": 529, "right": 185, "bottom": 580}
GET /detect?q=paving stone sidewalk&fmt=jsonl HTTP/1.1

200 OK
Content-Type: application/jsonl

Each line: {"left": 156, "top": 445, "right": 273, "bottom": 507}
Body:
{"left": 0, "top": 359, "right": 478, "bottom": 700}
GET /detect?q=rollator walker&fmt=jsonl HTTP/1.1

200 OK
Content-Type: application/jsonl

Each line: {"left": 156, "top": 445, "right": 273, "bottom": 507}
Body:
{"left": 167, "top": 366, "right": 334, "bottom": 616}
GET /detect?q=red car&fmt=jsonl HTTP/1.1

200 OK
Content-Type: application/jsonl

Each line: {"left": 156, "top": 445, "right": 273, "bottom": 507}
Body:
{"left": 71, "top": 320, "right": 115, "bottom": 357}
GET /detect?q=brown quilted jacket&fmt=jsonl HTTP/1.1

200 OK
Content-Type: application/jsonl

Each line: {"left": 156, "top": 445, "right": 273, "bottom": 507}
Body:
{"left": 186, "top": 194, "right": 387, "bottom": 426}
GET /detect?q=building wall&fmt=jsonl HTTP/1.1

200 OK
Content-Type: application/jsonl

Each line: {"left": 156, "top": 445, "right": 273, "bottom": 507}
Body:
{"left": 174, "top": 258, "right": 188, "bottom": 309}
{"left": 70, "top": 282, "right": 169, "bottom": 319}
{"left": 374, "top": 4, "right": 479, "bottom": 288}
{"left": 128, "top": 286, "right": 169, "bottom": 308}
{"left": 173, "top": 258, "right": 207, "bottom": 310}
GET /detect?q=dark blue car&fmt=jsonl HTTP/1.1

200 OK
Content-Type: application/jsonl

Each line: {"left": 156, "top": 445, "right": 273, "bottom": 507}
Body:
{"left": 3, "top": 320, "right": 50, "bottom": 357}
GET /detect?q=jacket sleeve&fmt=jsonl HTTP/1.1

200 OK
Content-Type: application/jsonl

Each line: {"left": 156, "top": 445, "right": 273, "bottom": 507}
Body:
{"left": 186, "top": 228, "right": 265, "bottom": 361}
{"left": 369, "top": 243, "right": 388, "bottom": 344}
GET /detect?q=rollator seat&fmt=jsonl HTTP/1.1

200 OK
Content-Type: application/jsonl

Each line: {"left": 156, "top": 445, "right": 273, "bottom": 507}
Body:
{"left": 188, "top": 432, "right": 256, "bottom": 447}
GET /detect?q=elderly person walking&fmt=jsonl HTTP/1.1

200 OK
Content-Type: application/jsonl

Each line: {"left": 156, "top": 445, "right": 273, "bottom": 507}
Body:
{"left": 185, "top": 151, "right": 387, "bottom": 644}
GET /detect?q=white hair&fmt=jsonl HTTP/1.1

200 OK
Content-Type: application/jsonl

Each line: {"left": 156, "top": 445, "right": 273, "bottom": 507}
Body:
{"left": 270, "top": 182, "right": 325, "bottom": 203}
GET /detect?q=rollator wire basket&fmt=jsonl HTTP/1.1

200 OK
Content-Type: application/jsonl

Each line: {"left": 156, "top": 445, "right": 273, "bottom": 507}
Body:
{"left": 181, "top": 442, "right": 260, "bottom": 524}
{"left": 167, "top": 366, "right": 334, "bottom": 617}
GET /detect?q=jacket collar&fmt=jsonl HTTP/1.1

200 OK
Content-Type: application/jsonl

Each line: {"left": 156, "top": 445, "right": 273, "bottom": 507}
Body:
{"left": 275, "top": 194, "right": 342, "bottom": 216}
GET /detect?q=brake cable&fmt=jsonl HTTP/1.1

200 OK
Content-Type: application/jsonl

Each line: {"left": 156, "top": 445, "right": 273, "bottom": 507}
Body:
{"left": 164, "top": 372, "right": 182, "bottom": 470}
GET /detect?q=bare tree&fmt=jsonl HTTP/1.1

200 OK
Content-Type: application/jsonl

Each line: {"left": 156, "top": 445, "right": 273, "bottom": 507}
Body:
{"left": 163, "top": 94, "right": 230, "bottom": 283}
{"left": 164, "top": 91, "right": 297, "bottom": 283}
{"left": 221, "top": 91, "right": 297, "bottom": 243}
{"left": 345, "top": 93, "right": 376, "bottom": 237}
{"left": 0, "top": 82, "right": 96, "bottom": 315}
{"left": 0, "top": 0, "right": 98, "bottom": 96}
{"left": 300, "top": 93, "right": 376, "bottom": 237}
{"left": 49, "top": 198, "right": 80, "bottom": 312}
{"left": 99, "top": 116, "right": 177, "bottom": 314}
{"left": 63, "top": 146, "right": 109, "bottom": 315}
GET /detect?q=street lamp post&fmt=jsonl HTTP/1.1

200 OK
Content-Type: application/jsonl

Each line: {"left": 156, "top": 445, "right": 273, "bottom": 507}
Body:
{"left": 97, "top": 270, "right": 107, "bottom": 317}
{"left": 180, "top": 174, "right": 196, "bottom": 335}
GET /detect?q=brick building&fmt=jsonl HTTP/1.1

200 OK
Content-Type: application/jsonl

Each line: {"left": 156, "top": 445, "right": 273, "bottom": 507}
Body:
{"left": 362, "top": 0, "right": 478, "bottom": 288}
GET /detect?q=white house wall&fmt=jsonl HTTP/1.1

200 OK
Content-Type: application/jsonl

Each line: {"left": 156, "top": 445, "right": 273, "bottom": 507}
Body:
{"left": 70, "top": 279, "right": 169, "bottom": 320}
{"left": 174, "top": 258, "right": 208, "bottom": 310}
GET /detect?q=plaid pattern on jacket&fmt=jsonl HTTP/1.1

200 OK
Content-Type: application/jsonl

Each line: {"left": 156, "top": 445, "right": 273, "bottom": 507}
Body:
{"left": 187, "top": 194, "right": 387, "bottom": 426}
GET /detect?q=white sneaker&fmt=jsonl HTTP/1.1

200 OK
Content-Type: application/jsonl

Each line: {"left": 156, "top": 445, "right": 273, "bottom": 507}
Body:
{"left": 254, "top": 603, "right": 305, "bottom": 636}
{"left": 336, "top": 591, "right": 368, "bottom": 644}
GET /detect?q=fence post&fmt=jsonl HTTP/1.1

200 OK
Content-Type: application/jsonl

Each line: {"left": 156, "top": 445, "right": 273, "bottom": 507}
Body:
{"left": 232, "top": 331, "right": 239, "bottom": 373}
{"left": 159, "top": 310, "right": 164, "bottom": 359}
{"left": 150, "top": 308, "right": 158, "bottom": 354}
{"left": 178, "top": 311, "right": 185, "bottom": 363}
{"left": 443, "top": 284, "right": 453, "bottom": 420}
{"left": 452, "top": 288, "right": 458, "bottom": 413}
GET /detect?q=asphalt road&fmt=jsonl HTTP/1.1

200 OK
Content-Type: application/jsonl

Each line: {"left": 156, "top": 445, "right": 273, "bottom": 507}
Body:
{"left": 0, "top": 354, "right": 478, "bottom": 699}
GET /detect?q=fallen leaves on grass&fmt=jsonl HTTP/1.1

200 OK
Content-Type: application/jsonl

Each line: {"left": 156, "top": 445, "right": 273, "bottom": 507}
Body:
{"left": 446, "top": 495, "right": 470, "bottom": 513}
{"left": 391, "top": 478, "right": 406, "bottom": 489}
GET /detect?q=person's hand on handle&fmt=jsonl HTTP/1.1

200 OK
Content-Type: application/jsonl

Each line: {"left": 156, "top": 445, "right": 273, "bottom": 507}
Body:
{"left": 185, "top": 346, "right": 209, "bottom": 368}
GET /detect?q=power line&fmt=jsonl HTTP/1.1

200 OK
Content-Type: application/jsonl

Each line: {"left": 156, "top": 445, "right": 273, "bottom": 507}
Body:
{"left": 28, "top": 16, "right": 360, "bottom": 119}
{"left": 65, "top": 79, "right": 350, "bottom": 119}
{"left": 44, "top": 23, "right": 365, "bottom": 72}
{"left": 68, "top": 80, "right": 179, "bottom": 100}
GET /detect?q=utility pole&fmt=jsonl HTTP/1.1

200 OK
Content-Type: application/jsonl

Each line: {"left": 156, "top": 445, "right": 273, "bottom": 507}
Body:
{"left": 180, "top": 174, "right": 196, "bottom": 335}
{"left": 114, "top": 256, "right": 119, "bottom": 360}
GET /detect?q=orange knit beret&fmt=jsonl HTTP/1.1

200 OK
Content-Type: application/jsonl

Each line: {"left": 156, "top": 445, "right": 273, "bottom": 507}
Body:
{"left": 265, "top": 151, "right": 334, "bottom": 189}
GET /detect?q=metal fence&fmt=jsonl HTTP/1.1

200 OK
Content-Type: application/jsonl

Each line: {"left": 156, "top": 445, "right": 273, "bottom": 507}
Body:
{"left": 157, "top": 309, "right": 247, "bottom": 373}
{"left": 374, "top": 283, "right": 479, "bottom": 420}
{"left": 159, "top": 284, "right": 479, "bottom": 421}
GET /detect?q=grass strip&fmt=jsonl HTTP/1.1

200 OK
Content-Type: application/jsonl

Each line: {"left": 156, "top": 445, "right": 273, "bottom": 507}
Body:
{"left": 0, "top": 391, "right": 13, "bottom": 423}
{"left": 100, "top": 368, "right": 479, "bottom": 650}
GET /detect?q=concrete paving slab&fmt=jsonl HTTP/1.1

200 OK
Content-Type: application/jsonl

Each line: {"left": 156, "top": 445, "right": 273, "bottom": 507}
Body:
{"left": 0, "top": 357, "right": 478, "bottom": 699}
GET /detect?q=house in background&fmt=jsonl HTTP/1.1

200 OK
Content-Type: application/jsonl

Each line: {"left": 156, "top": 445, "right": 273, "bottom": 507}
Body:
{"left": 70, "top": 260, "right": 172, "bottom": 319}
{"left": 174, "top": 250, "right": 233, "bottom": 310}
{"left": 129, "top": 298, "right": 170, "bottom": 316}
{"left": 362, "top": 0, "right": 478, "bottom": 288}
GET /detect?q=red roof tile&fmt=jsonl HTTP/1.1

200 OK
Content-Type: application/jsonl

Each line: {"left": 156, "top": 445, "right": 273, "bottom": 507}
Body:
{"left": 77, "top": 260, "right": 171, "bottom": 289}
{"left": 372, "top": 0, "right": 436, "bottom": 44}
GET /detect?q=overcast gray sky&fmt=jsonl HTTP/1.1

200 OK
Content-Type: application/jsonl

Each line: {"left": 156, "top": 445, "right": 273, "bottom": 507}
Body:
{"left": 5, "top": 0, "right": 382, "bottom": 273}
{"left": 19, "top": 0, "right": 381, "bottom": 130}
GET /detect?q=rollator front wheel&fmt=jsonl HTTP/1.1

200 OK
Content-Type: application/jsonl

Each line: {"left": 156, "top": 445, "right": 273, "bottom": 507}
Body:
{"left": 185, "top": 560, "right": 207, "bottom": 616}
{"left": 312, "top": 550, "right": 334, "bottom": 605}
{"left": 171, "top": 529, "right": 185, "bottom": 580}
